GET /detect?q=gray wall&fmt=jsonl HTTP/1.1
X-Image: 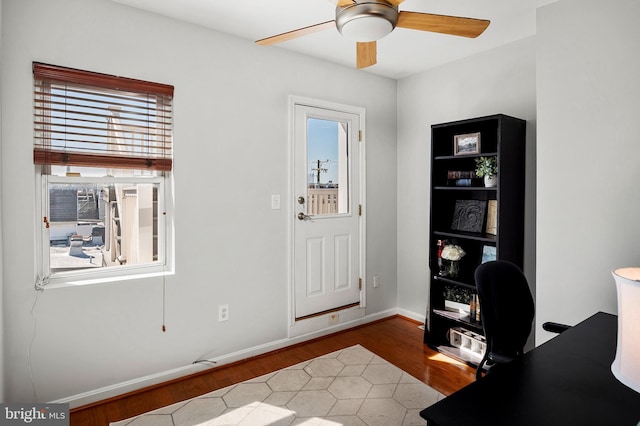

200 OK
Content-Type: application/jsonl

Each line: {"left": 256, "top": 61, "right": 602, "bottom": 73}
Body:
{"left": 1, "top": 0, "right": 397, "bottom": 404}
{"left": 396, "top": 37, "right": 538, "bottom": 327}
{"left": 535, "top": 0, "right": 640, "bottom": 342}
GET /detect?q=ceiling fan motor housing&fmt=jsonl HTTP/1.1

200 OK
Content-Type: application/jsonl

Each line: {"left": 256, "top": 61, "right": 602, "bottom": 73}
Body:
{"left": 336, "top": 1, "right": 399, "bottom": 42}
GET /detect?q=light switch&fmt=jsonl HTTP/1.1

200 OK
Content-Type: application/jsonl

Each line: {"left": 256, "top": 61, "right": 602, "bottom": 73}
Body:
{"left": 271, "top": 194, "right": 281, "bottom": 210}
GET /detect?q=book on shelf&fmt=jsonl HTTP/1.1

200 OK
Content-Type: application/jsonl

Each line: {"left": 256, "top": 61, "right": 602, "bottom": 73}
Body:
{"left": 447, "top": 170, "right": 477, "bottom": 179}
{"left": 447, "top": 171, "right": 481, "bottom": 187}
{"left": 485, "top": 200, "right": 497, "bottom": 235}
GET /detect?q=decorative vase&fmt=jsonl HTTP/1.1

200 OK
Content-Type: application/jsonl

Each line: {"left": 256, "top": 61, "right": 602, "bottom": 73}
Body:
{"left": 611, "top": 268, "right": 640, "bottom": 393}
{"left": 447, "top": 260, "right": 460, "bottom": 277}
{"left": 484, "top": 175, "right": 497, "bottom": 187}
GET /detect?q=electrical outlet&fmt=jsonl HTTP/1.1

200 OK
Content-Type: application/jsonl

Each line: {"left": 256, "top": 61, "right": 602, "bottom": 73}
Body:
{"left": 218, "top": 304, "right": 229, "bottom": 322}
{"left": 373, "top": 275, "right": 380, "bottom": 288}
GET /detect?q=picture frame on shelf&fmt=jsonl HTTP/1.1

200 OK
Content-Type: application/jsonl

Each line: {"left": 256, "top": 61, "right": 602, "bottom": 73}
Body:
{"left": 451, "top": 199, "right": 487, "bottom": 233}
{"left": 453, "top": 132, "right": 481, "bottom": 156}
{"left": 481, "top": 245, "right": 497, "bottom": 264}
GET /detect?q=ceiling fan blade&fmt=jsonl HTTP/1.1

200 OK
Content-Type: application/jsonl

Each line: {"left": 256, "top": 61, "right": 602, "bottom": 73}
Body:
{"left": 356, "top": 41, "right": 377, "bottom": 69}
{"left": 386, "top": 0, "right": 406, "bottom": 6}
{"left": 256, "top": 20, "right": 335, "bottom": 46}
{"left": 328, "top": 0, "right": 356, "bottom": 6}
{"left": 397, "top": 11, "right": 490, "bottom": 38}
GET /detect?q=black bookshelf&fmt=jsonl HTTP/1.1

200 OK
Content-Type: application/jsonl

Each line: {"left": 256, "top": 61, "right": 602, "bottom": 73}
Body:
{"left": 424, "top": 114, "right": 526, "bottom": 367}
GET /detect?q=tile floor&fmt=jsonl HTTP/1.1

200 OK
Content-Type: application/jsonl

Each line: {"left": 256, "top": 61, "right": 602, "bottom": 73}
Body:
{"left": 112, "top": 345, "right": 443, "bottom": 425}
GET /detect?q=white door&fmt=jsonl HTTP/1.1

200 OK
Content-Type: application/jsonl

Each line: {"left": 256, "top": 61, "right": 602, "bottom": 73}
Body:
{"left": 293, "top": 103, "right": 362, "bottom": 319}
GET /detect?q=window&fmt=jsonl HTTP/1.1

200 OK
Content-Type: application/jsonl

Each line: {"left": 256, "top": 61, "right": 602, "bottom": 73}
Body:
{"left": 33, "top": 63, "right": 174, "bottom": 284}
{"left": 306, "top": 118, "right": 349, "bottom": 215}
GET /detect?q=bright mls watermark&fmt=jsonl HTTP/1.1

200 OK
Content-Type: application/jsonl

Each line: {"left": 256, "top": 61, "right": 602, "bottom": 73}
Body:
{"left": 1, "top": 404, "right": 68, "bottom": 425}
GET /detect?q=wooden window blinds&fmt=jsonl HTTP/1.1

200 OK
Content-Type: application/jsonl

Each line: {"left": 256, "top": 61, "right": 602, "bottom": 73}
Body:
{"left": 33, "top": 62, "right": 173, "bottom": 171}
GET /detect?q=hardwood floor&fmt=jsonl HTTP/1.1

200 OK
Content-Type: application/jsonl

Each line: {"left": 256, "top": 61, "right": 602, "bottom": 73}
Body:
{"left": 70, "top": 315, "right": 475, "bottom": 425}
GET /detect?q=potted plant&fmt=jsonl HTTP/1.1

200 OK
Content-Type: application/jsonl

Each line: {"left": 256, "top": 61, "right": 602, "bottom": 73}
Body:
{"left": 475, "top": 156, "right": 498, "bottom": 187}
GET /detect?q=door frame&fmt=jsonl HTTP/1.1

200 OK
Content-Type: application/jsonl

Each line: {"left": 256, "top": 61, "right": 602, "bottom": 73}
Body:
{"left": 287, "top": 95, "right": 366, "bottom": 337}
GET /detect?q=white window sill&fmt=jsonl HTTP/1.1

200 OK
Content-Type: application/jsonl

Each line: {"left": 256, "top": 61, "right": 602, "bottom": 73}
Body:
{"left": 40, "top": 267, "right": 174, "bottom": 290}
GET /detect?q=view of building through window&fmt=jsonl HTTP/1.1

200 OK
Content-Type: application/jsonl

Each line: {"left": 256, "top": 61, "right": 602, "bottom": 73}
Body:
{"left": 48, "top": 180, "right": 160, "bottom": 274}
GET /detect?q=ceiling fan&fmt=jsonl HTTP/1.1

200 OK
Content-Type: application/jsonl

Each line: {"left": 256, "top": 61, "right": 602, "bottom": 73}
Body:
{"left": 256, "top": 0, "right": 490, "bottom": 69}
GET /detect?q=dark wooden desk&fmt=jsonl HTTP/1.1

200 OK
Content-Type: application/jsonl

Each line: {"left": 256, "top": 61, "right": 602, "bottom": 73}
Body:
{"left": 420, "top": 312, "right": 640, "bottom": 425}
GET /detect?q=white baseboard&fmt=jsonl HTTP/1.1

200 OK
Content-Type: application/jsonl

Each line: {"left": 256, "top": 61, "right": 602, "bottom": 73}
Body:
{"left": 53, "top": 308, "right": 410, "bottom": 409}
{"left": 396, "top": 308, "right": 426, "bottom": 325}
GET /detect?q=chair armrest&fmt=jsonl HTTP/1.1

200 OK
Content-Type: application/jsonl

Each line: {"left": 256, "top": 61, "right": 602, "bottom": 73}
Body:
{"left": 477, "top": 352, "right": 517, "bottom": 380}
{"left": 543, "top": 321, "right": 571, "bottom": 334}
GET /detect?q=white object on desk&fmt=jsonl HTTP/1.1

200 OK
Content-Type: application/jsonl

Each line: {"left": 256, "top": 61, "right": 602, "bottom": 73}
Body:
{"left": 612, "top": 267, "right": 640, "bottom": 393}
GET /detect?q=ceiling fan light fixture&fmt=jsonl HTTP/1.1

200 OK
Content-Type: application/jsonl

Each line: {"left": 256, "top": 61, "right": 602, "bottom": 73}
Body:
{"left": 340, "top": 16, "right": 393, "bottom": 42}
{"left": 336, "top": 1, "right": 398, "bottom": 42}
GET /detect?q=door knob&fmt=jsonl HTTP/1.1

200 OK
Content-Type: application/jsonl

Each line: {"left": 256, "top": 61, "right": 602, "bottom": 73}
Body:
{"left": 297, "top": 212, "right": 311, "bottom": 221}
{"left": 298, "top": 196, "right": 305, "bottom": 205}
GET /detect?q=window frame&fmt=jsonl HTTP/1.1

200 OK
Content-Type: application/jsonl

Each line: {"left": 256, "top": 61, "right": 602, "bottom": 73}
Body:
{"left": 33, "top": 62, "right": 175, "bottom": 288}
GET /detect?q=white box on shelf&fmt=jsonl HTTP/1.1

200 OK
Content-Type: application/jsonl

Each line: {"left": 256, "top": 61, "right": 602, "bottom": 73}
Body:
{"left": 449, "top": 327, "right": 486, "bottom": 359}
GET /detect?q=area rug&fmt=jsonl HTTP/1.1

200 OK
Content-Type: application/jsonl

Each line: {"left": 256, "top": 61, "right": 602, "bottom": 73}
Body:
{"left": 111, "top": 345, "right": 444, "bottom": 425}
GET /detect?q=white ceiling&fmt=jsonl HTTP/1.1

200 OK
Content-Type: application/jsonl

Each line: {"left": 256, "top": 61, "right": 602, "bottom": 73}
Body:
{"left": 109, "top": 0, "right": 557, "bottom": 80}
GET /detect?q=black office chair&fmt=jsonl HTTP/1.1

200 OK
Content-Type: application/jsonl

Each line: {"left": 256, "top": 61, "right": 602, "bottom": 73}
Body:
{"left": 474, "top": 260, "right": 535, "bottom": 379}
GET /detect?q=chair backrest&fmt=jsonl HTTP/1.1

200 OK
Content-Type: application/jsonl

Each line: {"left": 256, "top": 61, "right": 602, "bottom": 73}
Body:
{"left": 475, "top": 260, "right": 535, "bottom": 358}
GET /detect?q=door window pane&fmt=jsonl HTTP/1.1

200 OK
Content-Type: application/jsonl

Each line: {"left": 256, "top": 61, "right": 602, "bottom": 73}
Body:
{"left": 306, "top": 118, "right": 349, "bottom": 215}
